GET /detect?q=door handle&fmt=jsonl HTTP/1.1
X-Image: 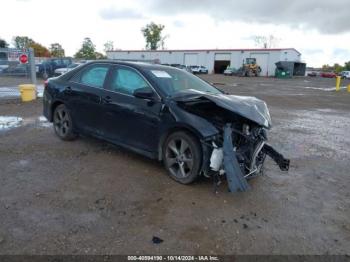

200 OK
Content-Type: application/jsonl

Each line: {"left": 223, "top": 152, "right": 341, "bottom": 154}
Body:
{"left": 102, "top": 96, "right": 112, "bottom": 104}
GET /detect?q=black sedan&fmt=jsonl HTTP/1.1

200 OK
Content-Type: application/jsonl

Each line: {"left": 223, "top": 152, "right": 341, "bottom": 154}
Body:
{"left": 43, "top": 61, "right": 288, "bottom": 189}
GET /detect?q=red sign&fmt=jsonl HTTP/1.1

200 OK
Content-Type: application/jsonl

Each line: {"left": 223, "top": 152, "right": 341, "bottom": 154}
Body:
{"left": 19, "top": 54, "right": 28, "bottom": 64}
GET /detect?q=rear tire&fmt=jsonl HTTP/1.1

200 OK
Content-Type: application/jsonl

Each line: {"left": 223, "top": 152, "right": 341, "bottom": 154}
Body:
{"left": 53, "top": 104, "right": 77, "bottom": 141}
{"left": 162, "top": 131, "right": 202, "bottom": 184}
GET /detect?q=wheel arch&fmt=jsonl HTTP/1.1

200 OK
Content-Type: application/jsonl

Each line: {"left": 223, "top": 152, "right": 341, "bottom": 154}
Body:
{"left": 49, "top": 100, "right": 65, "bottom": 122}
{"left": 157, "top": 124, "right": 205, "bottom": 161}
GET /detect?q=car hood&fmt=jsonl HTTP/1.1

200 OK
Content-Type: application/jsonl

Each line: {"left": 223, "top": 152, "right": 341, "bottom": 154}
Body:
{"left": 170, "top": 89, "right": 272, "bottom": 128}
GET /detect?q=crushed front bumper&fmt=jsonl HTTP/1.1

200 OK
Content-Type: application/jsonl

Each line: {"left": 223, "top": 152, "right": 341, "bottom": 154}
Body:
{"left": 208, "top": 124, "right": 290, "bottom": 192}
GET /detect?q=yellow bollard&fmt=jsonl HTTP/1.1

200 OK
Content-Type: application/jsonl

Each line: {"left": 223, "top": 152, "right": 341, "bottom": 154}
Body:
{"left": 335, "top": 76, "right": 341, "bottom": 91}
{"left": 348, "top": 84, "right": 350, "bottom": 93}
{"left": 18, "top": 84, "right": 36, "bottom": 102}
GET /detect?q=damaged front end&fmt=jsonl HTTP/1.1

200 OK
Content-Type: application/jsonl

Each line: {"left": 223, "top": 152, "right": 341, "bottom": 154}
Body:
{"left": 207, "top": 123, "right": 289, "bottom": 192}
{"left": 173, "top": 91, "right": 290, "bottom": 192}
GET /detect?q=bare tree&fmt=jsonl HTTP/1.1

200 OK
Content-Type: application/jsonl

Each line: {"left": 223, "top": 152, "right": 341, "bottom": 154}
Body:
{"left": 104, "top": 41, "right": 114, "bottom": 52}
{"left": 254, "top": 35, "right": 280, "bottom": 48}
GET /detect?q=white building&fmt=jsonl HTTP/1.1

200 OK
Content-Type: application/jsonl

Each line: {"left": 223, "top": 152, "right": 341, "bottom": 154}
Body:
{"left": 107, "top": 48, "right": 302, "bottom": 76}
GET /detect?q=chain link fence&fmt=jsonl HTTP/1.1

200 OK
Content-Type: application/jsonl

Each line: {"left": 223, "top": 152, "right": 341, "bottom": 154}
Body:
{"left": 0, "top": 47, "right": 37, "bottom": 99}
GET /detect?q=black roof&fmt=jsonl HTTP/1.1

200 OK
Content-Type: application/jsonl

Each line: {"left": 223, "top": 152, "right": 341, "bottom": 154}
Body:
{"left": 59, "top": 59, "right": 183, "bottom": 82}
{"left": 85, "top": 60, "right": 172, "bottom": 71}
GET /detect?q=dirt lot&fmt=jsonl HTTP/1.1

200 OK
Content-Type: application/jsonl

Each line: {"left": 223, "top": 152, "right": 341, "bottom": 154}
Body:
{"left": 0, "top": 76, "right": 349, "bottom": 255}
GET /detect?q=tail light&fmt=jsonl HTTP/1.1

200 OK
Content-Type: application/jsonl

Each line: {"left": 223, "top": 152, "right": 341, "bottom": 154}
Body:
{"left": 44, "top": 80, "right": 48, "bottom": 89}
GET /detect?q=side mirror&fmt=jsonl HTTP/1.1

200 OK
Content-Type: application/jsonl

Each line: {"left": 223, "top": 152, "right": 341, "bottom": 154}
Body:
{"left": 133, "top": 87, "right": 156, "bottom": 100}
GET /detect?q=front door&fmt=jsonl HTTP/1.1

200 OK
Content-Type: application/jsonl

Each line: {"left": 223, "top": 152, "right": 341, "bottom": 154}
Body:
{"left": 102, "top": 65, "right": 163, "bottom": 152}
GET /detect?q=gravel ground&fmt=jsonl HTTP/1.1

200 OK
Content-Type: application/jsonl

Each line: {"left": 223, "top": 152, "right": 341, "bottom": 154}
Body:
{"left": 0, "top": 76, "right": 349, "bottom": 255}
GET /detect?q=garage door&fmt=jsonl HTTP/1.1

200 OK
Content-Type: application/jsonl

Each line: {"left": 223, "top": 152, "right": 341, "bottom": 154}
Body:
{"left": 215, "top": 53, "right": 231, "bottom": 61}
{"left": 184, "top": 53, "right": 198, "bottom": 66}
{"left": 250, "top": 53, "right": 269, "bottom": 76}
{"left": 214, "top": 53, "right": 231, "bottom": 74}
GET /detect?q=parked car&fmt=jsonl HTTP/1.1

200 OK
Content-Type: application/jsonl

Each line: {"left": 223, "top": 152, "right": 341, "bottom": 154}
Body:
{"left": 181, "top": 65, "right": 192, "bottom": 73}
{"left": 340, "top": 71, "right": 350, "bottom": 79}
{"left": 0, "top": 60, "right": 9, "bottom": 73}
{"left": 190, "top": 65, "right": 208, "bottom": 74}
{"left": 36, "top": 58, "right": 73, "bottom": 79}
{"left": 223, "top": 67, "right": 237, "bottom": 76}
{"left": 2, "top": 63, "right": 28, "bottom": 75}
{"left": 171, "top": 64, "right": 192, "bottom": 73}
{"left": 54, "top": 63, "right": 82, "bottom": 76}
{"left": 307, "top": 71, "right": 317, "bottom": 77}
{"left": 320, "top": 72, "right": 337, "bottom": 78}
{"left": 43, "top": 61, "right": 289, "bottom": 186}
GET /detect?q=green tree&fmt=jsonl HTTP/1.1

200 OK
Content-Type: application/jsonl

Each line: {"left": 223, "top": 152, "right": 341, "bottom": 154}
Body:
{"left": 13, "top": 36, "right": 34, "bottom": 49}
{"left": 322, "top": 64, "right": 331, "bottom": 71}
{"left": 50, "top": 43, "right": 65, "bottom": 57}
{"left": 344, "top": 61, "right": 350, "bottom": 71}
{"left": 0, "top": 38, "right": 8, "bottom": 48}
{"left": 141, "top": 22, "right": 165, "bottom": 50}
{"left": 74, "top": 37, "right": 96, "bottom": 59}
{"left": 333, "top": 63, "right": 343, "bottom": 73}
{"left": 29, "top": 42, "right": 50, "bottom": 57}
{"left": 104, "top": 41, "right": 114, "bottom": 53}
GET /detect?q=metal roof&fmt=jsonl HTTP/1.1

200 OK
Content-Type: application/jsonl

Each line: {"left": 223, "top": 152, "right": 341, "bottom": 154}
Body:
{"left": 108, "top": 48, "right": 301, "bottom": 55}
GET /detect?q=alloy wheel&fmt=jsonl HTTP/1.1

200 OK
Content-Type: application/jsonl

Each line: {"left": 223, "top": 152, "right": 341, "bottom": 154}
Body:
{"left": 165, "top": 138, "right": 194, "bottom": 178}
{"left": 54, "top": 107, "right": 70, "bottom": 137}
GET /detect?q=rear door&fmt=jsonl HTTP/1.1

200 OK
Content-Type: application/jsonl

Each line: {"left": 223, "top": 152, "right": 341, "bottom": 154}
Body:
{"left": 67, "top": 63, "right": 111, "bottom": 136}
{"left": 102, "top": 65, "right": 163, "bottom": 152}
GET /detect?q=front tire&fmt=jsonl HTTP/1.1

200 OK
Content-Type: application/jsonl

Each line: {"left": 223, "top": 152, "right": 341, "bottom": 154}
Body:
{"left": 162, "top": 131, "right": 202, "bottom": 184}
{"left": 53, "top": 104, "right": 77, "bottom": 141}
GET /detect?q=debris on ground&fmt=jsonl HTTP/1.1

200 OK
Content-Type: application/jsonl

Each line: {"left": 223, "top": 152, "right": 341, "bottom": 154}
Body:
{"left": 152, "top": 236, "right": 164, "bottom": 244}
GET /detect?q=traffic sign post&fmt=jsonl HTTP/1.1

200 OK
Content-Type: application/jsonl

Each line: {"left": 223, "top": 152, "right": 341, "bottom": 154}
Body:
{"left": 28, "top": 48, "right": 37, "bottom": 85}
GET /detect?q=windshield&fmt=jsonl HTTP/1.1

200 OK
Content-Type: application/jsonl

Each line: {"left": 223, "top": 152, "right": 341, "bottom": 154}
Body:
{"left": 146, "top": 67, "right": 221, "bottom": 96}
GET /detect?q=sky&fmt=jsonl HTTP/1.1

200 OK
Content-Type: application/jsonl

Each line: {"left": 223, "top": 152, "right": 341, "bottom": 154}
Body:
{"left": 1, "top": 0, "right": 350, "bottom": 67}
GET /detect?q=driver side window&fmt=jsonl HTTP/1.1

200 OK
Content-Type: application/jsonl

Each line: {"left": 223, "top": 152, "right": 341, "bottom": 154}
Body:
{"left": 110, "top": 67, "right": 150, "bottom": 95}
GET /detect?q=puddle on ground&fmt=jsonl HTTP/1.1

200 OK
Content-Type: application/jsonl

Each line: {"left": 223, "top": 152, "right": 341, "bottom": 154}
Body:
{"left": 38, "top": 116, "right": 52, "bottom": 127}
{"left": 259, "top": 83, "right": 274, "bottom": 87}
{"left": 302, "top": 86, "right": 347, "bottom": 92}
{"left": 0, "top": 115, "right": 51, "bottom": 132}
{"left": 0, "top": 116, "right": 23, "bottom": 131}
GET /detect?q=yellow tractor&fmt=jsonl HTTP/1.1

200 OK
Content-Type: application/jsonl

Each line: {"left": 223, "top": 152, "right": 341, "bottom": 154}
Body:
{"left": 240, "top": 58, "right": 262, "bottom": 77}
